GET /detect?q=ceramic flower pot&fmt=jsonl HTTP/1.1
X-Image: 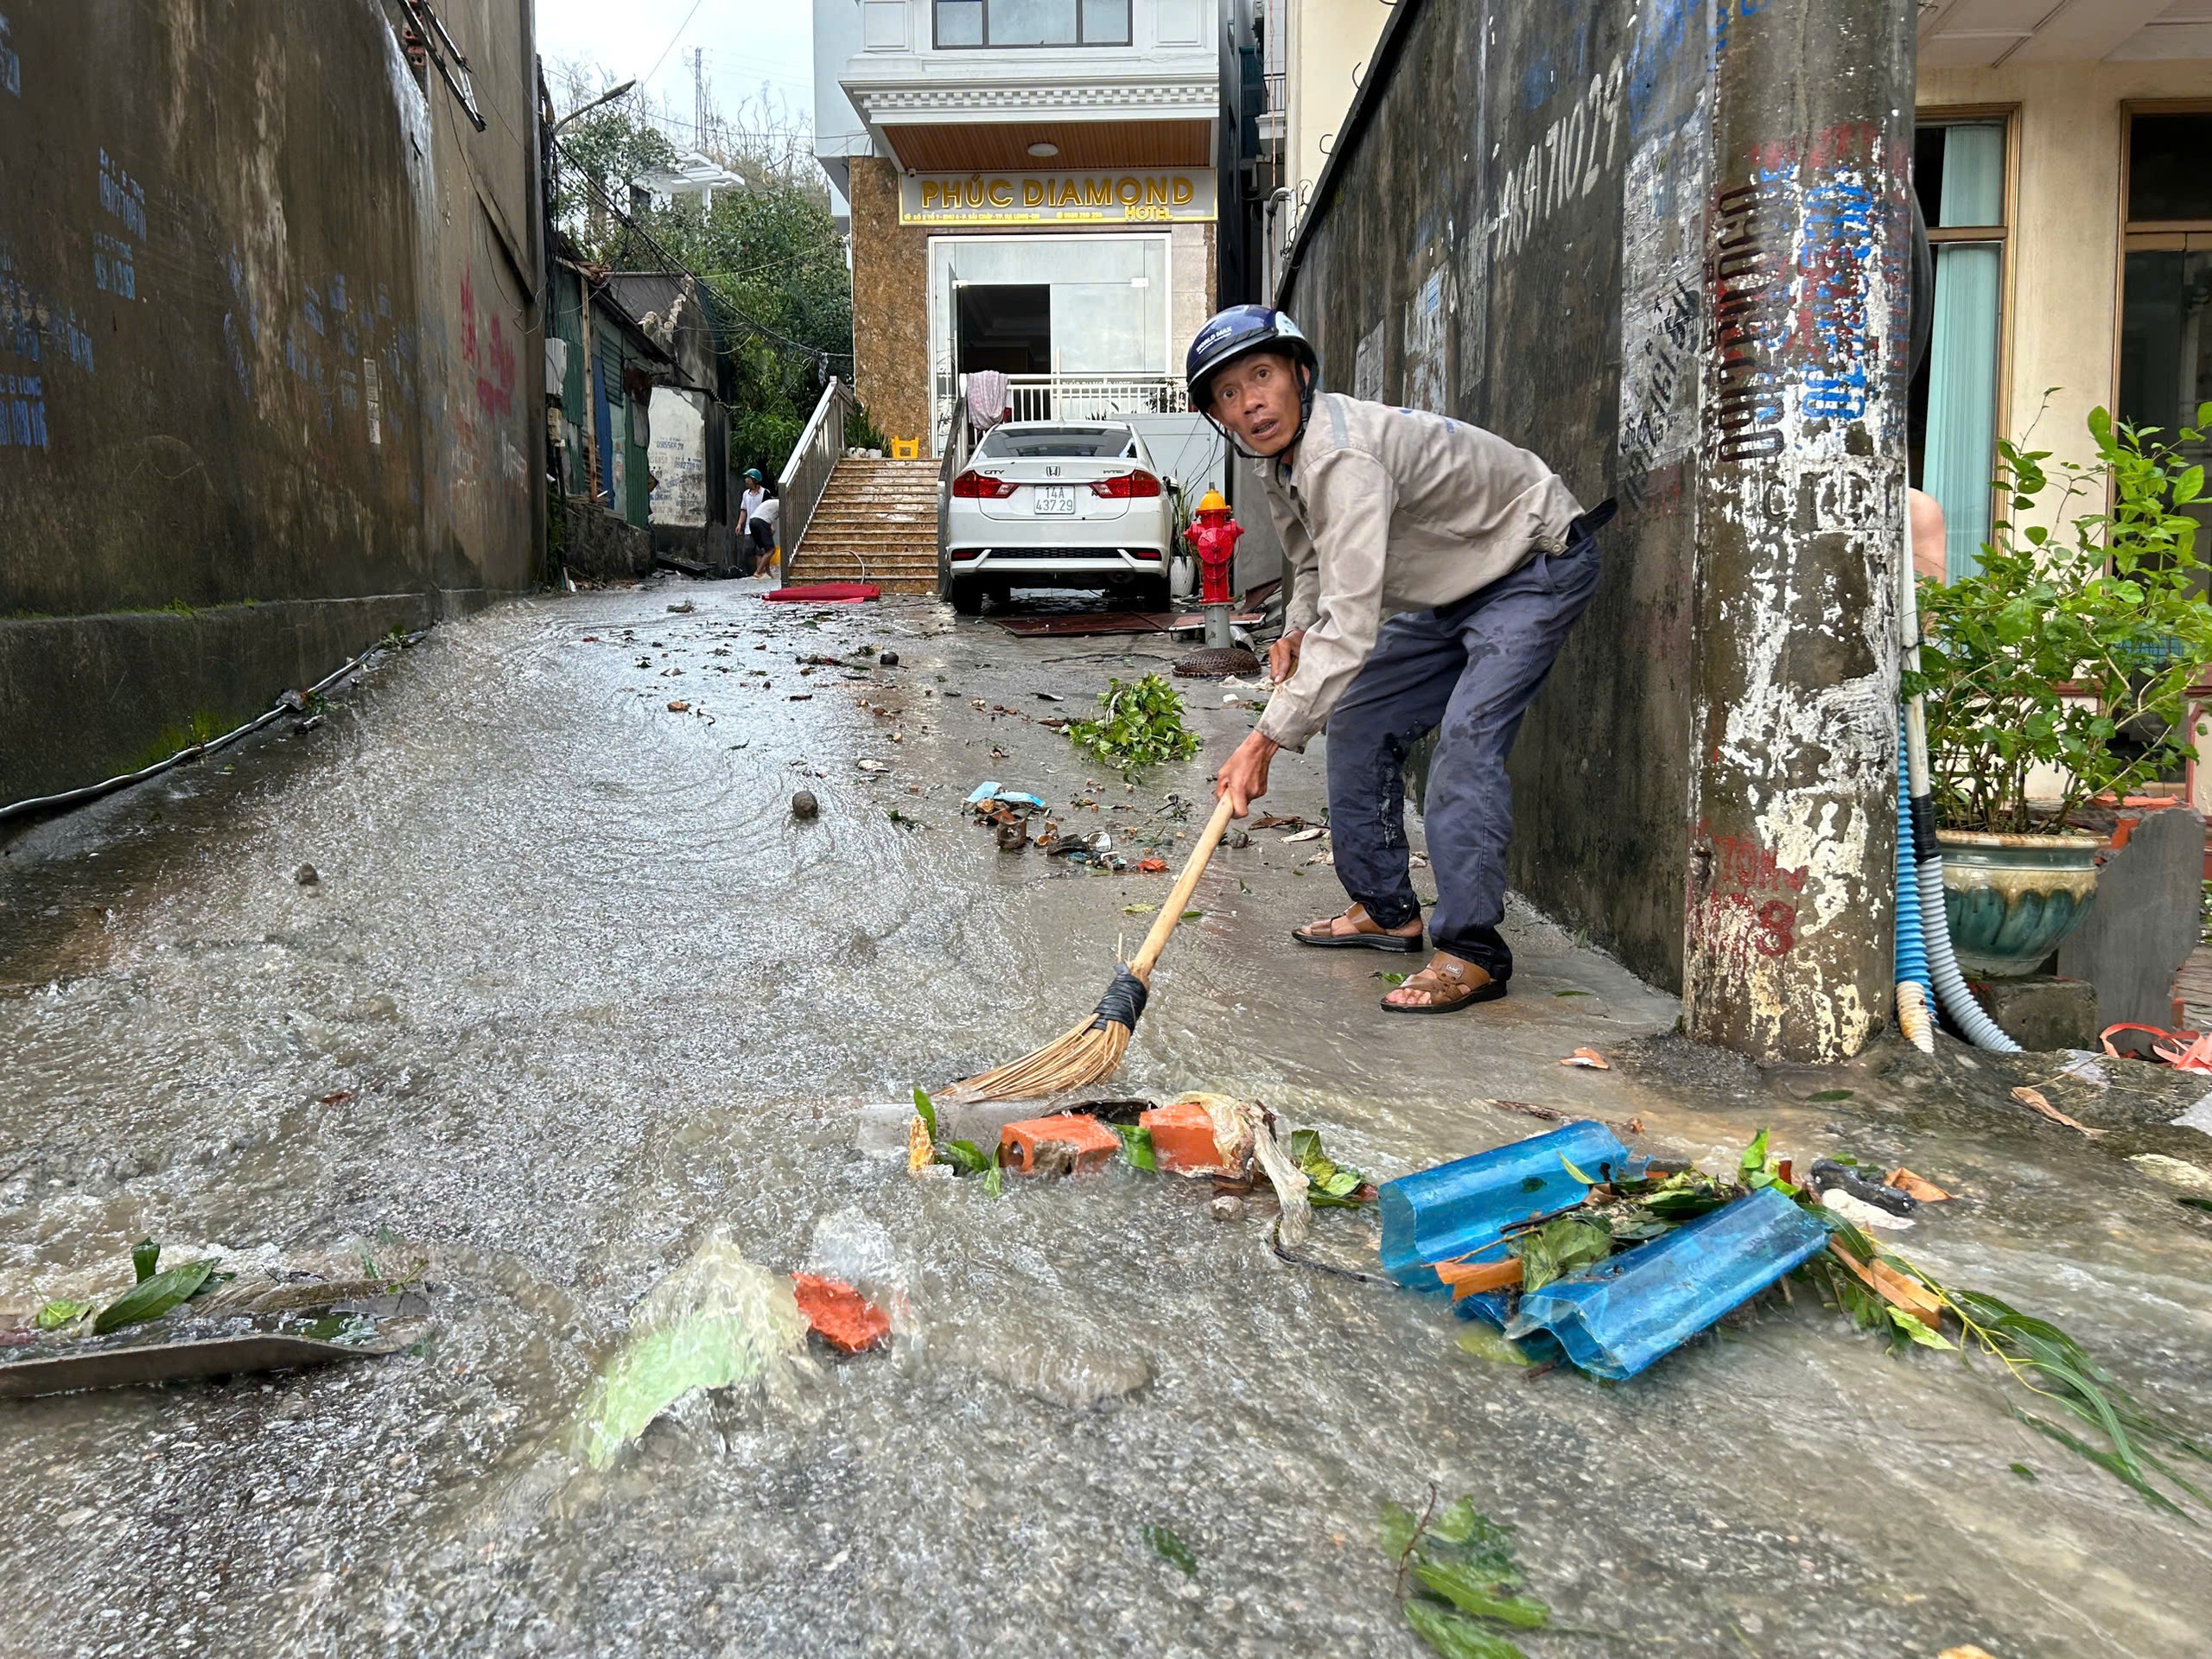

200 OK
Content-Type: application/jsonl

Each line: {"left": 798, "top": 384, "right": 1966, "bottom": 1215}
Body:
{"left": 1936, "top": 830, "right": 2102, "bottom": 977}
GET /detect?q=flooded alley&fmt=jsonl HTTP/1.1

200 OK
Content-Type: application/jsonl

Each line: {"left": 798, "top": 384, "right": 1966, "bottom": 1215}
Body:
{"left": 4, "top": 582, "right": 2211, "bottom": 1658}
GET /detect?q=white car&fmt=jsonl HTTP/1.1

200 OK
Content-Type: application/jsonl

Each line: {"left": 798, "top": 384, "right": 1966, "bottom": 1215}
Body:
{"left": 940, "top": 421, "right": 1173, "bottom": 614}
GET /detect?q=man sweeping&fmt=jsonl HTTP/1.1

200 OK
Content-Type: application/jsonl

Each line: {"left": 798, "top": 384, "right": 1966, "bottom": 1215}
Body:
{"left": 1191, "top": 305, "right": 1611, "bottom": 1015}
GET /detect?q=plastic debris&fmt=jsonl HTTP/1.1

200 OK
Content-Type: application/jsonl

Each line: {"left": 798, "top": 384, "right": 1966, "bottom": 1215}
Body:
{"left": 790, "top": 1274, "right": 891, "bottom": 1354}
{"left": 2058, "top": 1050, "right": 2111, "bottom": 1088}
{"left": 1559, "top": 1048, "right": 1610, "bottom": 1069}
{"left": 964, "top": 782, "right": 1047, "bottom": 810}
{"left": 566, "top": 1231, "right": 808, "bottom": 1469}
{"left": 2101, "top": 1023, "right": 2212, "bottom": 1072}
{"left": 1820, "top": 1185, "right": 1915, "bottom": 1232}
{"left": 1378, "top": 1121, "right": 1640, "bottom": 1292}
{"left": 1282, "top": 826, "right": 1325, "bottom": 843}
{"left": 1808, "top": 1160, "right": 1916, "bottom": 1217}
{"left": 1251, "top": 1117, "right": 1313, "bottom": 1249}
{"left": 1135, "top": 855, "right": 1167, "bottom": 874}
{"left": 1505, "top": 1187, "right": 1829, "bottom": 1380}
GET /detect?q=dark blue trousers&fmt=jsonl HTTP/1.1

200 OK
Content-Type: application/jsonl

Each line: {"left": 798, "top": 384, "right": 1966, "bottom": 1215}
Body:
{"left": 1321, "top": 519, "right": 1605, "bottom": 981}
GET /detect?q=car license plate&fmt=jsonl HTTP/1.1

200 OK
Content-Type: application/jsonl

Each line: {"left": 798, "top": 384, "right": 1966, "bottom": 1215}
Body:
{"left": 1032, "top": 486, "right": 1077, "bottom": 516}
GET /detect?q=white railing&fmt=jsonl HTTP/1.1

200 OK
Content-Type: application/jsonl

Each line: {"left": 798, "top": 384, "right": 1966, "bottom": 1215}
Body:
{"left": 934, "top": 372, "right": 1188, "bottom": 442}
{"left": 778, "top": 376, "right": 860, "bottom": 570}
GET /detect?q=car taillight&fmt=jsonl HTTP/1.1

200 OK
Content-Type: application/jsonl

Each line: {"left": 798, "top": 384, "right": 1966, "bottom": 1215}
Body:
{"left": 1090, "top": 469, "right": 1162, "bottom": 499}
{"left": 952, "top": 471, "right": 1017, "bottom": 499}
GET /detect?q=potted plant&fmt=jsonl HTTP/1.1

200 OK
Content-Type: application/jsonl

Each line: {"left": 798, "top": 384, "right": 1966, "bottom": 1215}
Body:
{"left": 1910, "top": 400, "right": 2212, "bottom": 976}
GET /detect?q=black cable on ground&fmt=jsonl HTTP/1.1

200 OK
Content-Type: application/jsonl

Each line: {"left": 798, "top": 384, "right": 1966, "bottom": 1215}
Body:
{"left": 0, "top": 628, "right": 428, "bottom": 827}
{"left": 1268, "top": 1217, "right": 1400, "bottom": 1286}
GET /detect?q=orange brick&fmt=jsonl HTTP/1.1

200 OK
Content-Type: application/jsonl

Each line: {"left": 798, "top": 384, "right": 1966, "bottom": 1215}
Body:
{"left": 1000, "top": 1114, "right": 1121, "bottom": 1174}
{"left": 1140, "top": 1098, "right": 1224, "bottom": 1173}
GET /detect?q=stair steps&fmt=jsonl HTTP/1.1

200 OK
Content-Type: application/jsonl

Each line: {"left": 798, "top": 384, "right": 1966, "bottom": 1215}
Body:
{"left": 788, "top": 459, "right": 944, "bottom": 594}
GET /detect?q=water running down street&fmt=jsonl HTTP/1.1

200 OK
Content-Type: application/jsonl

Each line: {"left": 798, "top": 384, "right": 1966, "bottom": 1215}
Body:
{"left": 3, "top": 581, "right": 2210, "bottom": 1658}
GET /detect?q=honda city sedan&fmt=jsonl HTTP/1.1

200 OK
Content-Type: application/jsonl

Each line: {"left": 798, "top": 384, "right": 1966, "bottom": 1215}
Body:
{"left": 940, "top": 421, "right": 1173, "bottom": 614}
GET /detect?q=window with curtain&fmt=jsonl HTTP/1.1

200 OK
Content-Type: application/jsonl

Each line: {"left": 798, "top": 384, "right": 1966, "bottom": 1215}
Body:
{"left": 1907, "top": 119, "right": 2006, "bottom": 582}
{"left": 933, "top": 0, "right": 1130, "bottom": 47}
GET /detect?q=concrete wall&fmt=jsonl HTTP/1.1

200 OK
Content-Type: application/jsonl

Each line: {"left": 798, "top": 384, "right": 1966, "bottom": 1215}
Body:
{"left": 1917, "top": 58, "right": 2212, "bottom": 499}
{"left": 1281, "top": 0, "right": 1712, "bottom": 991}
{"left": 0, "top": 0, "right": 543, "bottom": 804}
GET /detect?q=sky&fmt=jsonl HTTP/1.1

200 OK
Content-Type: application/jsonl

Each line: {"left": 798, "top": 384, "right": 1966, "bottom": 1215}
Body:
{"left": 535, "top": 0, "right": 817, "bottom": 140}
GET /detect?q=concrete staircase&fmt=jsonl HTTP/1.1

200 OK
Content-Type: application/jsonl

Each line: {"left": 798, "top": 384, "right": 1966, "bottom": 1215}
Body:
{"left": 785, "top": 457, "right": 941, "bottom": 593}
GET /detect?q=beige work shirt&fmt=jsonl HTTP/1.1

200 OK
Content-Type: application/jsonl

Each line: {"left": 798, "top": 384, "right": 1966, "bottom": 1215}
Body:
{"left": 1253, "top": 394, "right": 1583, "bottom": 752}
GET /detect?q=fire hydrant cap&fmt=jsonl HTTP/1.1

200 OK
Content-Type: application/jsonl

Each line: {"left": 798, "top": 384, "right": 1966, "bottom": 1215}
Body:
{"left": 1197, "top": 489, "right": 1229, "bottom": 514}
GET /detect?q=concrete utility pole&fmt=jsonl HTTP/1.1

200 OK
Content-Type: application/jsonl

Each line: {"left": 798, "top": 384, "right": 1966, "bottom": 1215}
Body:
{"left": 1683, "top": 0, "right": 1916, "bottom": 1063}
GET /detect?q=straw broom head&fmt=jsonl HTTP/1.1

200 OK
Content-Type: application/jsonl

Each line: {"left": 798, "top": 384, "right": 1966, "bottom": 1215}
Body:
{"left": 946, "top": 969, "right": 1143, "bottom": 1103}
{"left": 947, "top": 795, "right": 1236, "bottom": 1103}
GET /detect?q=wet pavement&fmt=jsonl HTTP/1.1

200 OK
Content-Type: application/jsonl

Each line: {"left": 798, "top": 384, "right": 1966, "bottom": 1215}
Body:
{"left": 3, "top": 576, "right": 2211, "bottom": 1658}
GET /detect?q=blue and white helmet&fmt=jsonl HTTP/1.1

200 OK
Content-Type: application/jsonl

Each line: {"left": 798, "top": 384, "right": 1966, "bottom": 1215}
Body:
{"left": 1185, "top": 305, "right": 1320, "bottom": 410}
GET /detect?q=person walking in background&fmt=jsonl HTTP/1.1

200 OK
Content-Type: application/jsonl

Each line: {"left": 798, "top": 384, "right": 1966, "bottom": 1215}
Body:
{"left": 737, "top": 468, "right": 768, "bottom": 576}
{"left": 747, "top": 480, "right": 781, "bottom": 580}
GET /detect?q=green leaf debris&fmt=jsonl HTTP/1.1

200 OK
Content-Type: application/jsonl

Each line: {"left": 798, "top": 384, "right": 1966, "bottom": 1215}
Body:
{"left": 1384, "top": 1493, "right": 1551, "bottom": 1659}
{"left": 1065, "top": 675, "right": 1201, "bottom": 778}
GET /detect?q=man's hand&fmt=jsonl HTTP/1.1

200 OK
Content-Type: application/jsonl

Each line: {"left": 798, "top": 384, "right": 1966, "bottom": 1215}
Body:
{"left": 1214, "top": 729, "right": 1279, "bottom": 818}
{"left": 1268, "top": 629, "right": 1306, "bottom": 687}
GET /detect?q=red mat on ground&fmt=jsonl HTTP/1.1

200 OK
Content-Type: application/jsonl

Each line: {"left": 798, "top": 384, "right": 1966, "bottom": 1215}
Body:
{"left": 765, "top": 582, "right": 880, "bottom": 603}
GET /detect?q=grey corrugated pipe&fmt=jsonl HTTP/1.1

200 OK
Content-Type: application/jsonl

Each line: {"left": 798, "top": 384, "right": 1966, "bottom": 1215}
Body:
{"left": 1899, "top": 550, "right": 2018, "bottom": 1053}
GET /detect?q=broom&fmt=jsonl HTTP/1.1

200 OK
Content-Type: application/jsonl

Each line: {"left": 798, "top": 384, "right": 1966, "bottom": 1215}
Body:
{"left": 949, "top": 793, "right": 1240, "bottom": 1101}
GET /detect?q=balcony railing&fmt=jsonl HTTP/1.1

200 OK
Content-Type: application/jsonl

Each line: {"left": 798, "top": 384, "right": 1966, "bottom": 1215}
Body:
{"left": 935, "top": 372, "right": 1189, "bottom": 442}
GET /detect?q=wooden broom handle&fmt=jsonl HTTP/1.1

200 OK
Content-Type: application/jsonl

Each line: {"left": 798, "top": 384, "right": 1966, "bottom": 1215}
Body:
{"left": 1129, "top": 793, "right": 1240, "bottom": 980}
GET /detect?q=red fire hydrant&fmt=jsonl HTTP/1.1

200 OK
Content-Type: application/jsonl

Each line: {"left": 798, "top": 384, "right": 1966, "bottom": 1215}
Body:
{"left": 1182, "top": 489, "right": 1243, "bottom": 648}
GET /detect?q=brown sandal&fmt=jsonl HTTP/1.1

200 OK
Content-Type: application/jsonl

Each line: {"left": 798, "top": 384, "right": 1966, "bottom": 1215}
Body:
{"left": 1292, "top": 903, "right": 1424, "bottom": 954}
{"left": 1382, "top": 951, "right": 1507, "bottom": 1014}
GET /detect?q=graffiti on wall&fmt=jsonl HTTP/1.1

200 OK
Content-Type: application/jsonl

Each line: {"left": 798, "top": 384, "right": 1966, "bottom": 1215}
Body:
{"left": 92, "top": 149, "right": 143, "bottom": 299}
{"left": 1618, "top": 113, "right": 1705, "bottom": 489}
{"left": 1490, "top": 57, "right": 1626, "bottom": 264}
{"left": 1707, "top": 124, "right": 1905, "bottom": 467}
{"left": 1689, "top": 821, "right": 1806, "bottom": 965}
{"left": 1, "top": 235, "right": 96, "bottom": 450}
{"left": 1402, "top": 265, "right": 1451, "bottom": 416}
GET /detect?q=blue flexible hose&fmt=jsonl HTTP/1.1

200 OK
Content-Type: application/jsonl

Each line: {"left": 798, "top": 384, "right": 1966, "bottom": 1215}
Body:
{"left": 1895, "top": 717, "right": 1929, "bottom": 995}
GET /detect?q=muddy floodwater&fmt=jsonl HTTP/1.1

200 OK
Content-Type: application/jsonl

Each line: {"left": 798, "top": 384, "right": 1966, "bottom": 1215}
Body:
{"left": 4, "top": 581, "right": 2211, "bottom": 1658}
